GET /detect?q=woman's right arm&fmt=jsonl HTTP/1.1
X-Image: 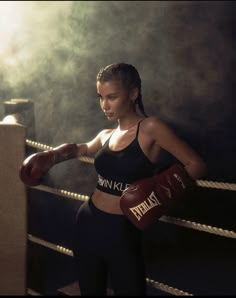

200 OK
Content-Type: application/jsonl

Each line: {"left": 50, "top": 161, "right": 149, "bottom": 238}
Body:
{"left": 19, "top": 129, "right": 112, "bottom": 187}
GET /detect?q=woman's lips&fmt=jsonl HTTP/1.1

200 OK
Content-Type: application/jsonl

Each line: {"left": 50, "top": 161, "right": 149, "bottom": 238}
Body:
{"left": 105, "top": 113, "right": 113, "bottom": 117}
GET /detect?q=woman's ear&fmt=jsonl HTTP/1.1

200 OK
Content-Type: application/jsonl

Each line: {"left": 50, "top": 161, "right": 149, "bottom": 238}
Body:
{"left": 129, "top": 88, "right": 139, "bottom": 103}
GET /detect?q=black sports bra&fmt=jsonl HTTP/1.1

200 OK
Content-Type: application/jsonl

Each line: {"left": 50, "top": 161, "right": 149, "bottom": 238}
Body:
{"left": 94, "top": 120, "right": 156, "bottom": 196}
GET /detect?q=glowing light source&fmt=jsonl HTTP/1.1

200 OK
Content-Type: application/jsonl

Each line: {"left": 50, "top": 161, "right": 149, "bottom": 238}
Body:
{"left": 0, "top": 1, "right": 24, "bottom": 64}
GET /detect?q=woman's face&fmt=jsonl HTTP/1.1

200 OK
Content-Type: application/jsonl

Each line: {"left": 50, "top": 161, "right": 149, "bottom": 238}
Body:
{"left": 96, "top": 80, "right": 136, "bottom": 121}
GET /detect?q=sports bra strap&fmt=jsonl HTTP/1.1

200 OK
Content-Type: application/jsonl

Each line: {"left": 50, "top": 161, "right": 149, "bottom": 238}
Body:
{"left": 135, "top": 118, "right": 146, "bottom": 138}
{"left": 104, "top": 118, "right": 146, "bottom": 145}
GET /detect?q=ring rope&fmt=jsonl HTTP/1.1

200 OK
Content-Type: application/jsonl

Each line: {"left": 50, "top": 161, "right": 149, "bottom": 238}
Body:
{"left": 28, "top": 234, "right": 73, "bottom": 256}
{"left": 34, "top": 184, "right": 90, "bottom": 201}
{"left": 27, "top": 288, "right": 42, "bottom": 296}
{"left": 196, "top": 180, "right": 236, "bottom": 191}
{"left": 26, "top": 139, "right": 236, "bottom": 192}
{"left": 159, "top": 216, "right": 236, "bottom": 239}
{"left": 146, "top": 278, "right": 193, "bottom": 296}
{"left": 31, "top": 185, "right": 236, "bottom": 239}
{"left": 28, "top": 234, "right": 193, "bottom": 296}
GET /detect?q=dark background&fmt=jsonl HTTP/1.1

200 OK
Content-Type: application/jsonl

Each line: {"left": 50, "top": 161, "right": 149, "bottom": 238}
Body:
{"left": 0, "top": 1, "right": 235, "bottom": 295}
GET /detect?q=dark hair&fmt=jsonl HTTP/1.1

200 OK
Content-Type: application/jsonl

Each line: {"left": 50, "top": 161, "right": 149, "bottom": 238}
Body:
{"left": 96, "top": 62, "right": 148, "bottom": 117}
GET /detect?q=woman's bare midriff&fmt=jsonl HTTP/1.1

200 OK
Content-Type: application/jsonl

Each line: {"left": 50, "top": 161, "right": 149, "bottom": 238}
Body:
{"left": 91, "top": 188, "right": 124, "bottom": 215}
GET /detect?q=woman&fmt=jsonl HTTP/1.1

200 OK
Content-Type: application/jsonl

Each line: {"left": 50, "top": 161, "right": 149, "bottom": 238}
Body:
{"left": 20, "top": 62, "right": 207, "bottom": 295}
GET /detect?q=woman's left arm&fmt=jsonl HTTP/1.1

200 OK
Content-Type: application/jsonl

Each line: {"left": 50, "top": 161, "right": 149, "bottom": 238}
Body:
{"left": 147, "top": 117, "right": 207, "bottom": 180}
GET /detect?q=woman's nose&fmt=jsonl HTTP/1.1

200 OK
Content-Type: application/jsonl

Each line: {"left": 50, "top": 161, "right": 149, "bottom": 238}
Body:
{"left": 103, "top": 105, "right": 110, "bottom": 111}
{"left": 102, "top": 100, "right": 110, "bottom": 110}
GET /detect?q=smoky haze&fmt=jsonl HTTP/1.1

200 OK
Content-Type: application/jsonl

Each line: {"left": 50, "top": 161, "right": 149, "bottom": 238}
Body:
{"left": 0, "top": 1, "right": 234, "bottom": 192}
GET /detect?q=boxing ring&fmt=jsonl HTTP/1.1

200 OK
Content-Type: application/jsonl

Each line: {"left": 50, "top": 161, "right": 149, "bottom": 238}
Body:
{"left": 0, "top": 118, "right": 235, "bottom": 296}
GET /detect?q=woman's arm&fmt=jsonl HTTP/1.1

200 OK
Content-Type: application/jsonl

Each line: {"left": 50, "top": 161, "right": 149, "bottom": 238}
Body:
{"left": 144, "top": 117, "right": 207, "bottom": 180}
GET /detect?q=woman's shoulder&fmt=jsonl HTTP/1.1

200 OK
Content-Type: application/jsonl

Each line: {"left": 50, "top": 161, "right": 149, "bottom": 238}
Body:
{"left": 139, "top": 117, "right": 174, "bottom": 142}
{"left": 98, "top": 128, "right": 115, "bottom": 144}
{"left": 140, "top": 116, "right": 167, "bottom": 131}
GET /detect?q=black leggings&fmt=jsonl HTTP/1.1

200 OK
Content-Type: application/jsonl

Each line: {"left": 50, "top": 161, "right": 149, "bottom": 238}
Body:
{"left": 73, "top": 197, "right": 146, "bottom": 296}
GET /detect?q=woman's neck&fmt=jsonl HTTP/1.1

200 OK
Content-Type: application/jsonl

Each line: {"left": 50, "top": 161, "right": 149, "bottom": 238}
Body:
{"left": 117, "top": 115, "right": 145, "bottom": 131}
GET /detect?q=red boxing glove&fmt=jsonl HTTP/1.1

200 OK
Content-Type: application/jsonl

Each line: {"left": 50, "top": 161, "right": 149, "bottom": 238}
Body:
{"left": 19, "top": 143, "right": 77, "bottom": 187}
{"left": 120, "top": 164, "right": 195, "bottom": 230}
